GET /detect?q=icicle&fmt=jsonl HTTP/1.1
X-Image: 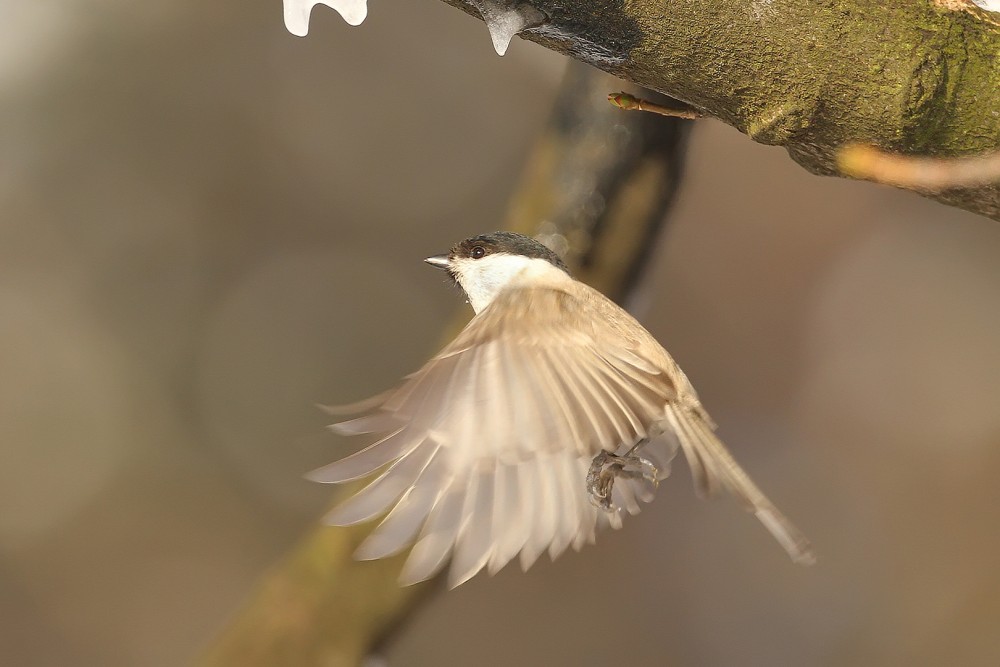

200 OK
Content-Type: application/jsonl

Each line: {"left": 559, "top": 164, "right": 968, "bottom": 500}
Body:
{"left": 283, "top": 0, "right": 369, "bottom": 37}
{"left": 470, "top": 1, "right": 546, "bottom": 56}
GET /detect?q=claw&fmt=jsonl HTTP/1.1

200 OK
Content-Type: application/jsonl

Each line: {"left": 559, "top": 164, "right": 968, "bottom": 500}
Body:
{"left": 586, "top": 452, "right": 616, "bottom": 511}
{"left": 586, "top": 447, "right": 659, "bottom": 512}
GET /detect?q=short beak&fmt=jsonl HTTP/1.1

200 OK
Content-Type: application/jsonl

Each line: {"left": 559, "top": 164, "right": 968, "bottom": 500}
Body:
{"left": 424, "top": 254, "right": 451, "bottom": 270}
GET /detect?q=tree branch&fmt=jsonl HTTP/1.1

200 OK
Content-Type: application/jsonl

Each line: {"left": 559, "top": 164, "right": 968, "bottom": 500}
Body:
{"left": 441, "top": 0, "right": 1000, "bottom": 221}
{"left": 199, "top": 521, "right": 433, "bottom": 666}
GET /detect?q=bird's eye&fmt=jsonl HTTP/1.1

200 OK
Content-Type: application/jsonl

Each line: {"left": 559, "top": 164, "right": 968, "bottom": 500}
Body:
{"left": 471, "top": 246, "right": 486, "bottom": 259}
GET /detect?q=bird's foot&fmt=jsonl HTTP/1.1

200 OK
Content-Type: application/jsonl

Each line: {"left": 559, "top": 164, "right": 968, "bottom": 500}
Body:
{"left": 586, "top": 446, "right": 659, "bottom": 511}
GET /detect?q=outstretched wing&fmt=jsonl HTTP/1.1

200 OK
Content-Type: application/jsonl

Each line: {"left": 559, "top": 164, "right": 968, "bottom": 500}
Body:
{"left": 311, "top": 285, "right": 678, "bottom": 587}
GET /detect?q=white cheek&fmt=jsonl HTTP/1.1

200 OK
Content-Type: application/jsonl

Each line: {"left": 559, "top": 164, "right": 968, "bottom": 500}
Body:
{"left": 463, "top": 272, "right": 506, "bottom": 313}
{"left": 454, "top": 254, "right": 537, "bottom": 313}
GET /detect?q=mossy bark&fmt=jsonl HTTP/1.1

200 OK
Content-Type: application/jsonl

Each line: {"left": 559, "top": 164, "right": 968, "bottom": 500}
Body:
{"left": 444, "top": 0, "right": 1000, "bottom": 220}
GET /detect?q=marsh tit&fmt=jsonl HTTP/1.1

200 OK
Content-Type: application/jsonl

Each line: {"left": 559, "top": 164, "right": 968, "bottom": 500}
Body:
{"left": 313, "top": 231, "right": 815, "bottom": 588}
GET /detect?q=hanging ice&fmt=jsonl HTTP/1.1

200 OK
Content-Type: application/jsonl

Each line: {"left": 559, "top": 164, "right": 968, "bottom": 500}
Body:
{"left": 470, "top": 1, "right": 546, "bottom": 56}
{"left": 283, "top": 0, "right": 368, "bottom": 37}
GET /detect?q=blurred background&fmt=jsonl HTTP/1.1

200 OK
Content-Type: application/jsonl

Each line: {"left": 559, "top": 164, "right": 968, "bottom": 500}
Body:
{"left": 3, "top": 1, "right": 1000, "bottom": 665}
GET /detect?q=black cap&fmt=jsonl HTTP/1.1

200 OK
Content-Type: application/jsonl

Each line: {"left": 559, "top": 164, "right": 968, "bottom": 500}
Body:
{"left": 449, "top": 231, "right": 569, "bottom": 273}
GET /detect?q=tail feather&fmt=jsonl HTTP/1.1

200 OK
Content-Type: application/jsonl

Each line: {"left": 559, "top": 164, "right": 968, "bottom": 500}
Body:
{"left": 666, "top": 405, "right": 816, "bottom": 566}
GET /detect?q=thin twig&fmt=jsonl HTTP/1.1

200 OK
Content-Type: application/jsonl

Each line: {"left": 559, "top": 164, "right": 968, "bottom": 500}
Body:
{"left": 608, "top": 92, "right": 703, "bottom": 120}
{"left": 838, "top": 143, "right": 1000, "bottom": 192}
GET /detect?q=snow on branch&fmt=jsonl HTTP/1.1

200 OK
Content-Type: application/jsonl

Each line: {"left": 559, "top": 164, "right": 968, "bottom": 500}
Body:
{"left": 283, "top": 0, "right": 368, "bottom": 36}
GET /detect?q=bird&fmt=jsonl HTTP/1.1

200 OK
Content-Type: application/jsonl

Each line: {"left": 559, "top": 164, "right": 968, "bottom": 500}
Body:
{"left": 312, "top": 231, "right": 815, "bottom": 588}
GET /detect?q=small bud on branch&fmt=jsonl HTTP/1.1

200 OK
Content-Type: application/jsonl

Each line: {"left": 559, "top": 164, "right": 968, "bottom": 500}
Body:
{"left": 608, "top": 92, "right": 703, "bottom": 120}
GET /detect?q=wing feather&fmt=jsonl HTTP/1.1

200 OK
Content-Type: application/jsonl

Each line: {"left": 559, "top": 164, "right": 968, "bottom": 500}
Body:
{"left": 307, "top": 427, "right": 413, "bottom": 483}
{"left": 491, "top": 460, "right": 534, "bottom": 573}
{"left": 399, "top": 486, "right": 465, "bottom": 586}
{"left": 544, "top": 346, "right": 615, "bottom": 454}
{"left": 448, "top": 469, "right": 496, "bottom": 588}
{"left": 547, "top": 452, "right": 582, "bottom": 560}
{"left": 532, "top": 347, "right": 587, "bottom": 451}
{"left": 485, "top": 462, "right": 513, "bottom": 575}
{"left": 354, "top": 446, "right": 448, "bottom": 560}
{"left": 517, "top": 460, "right": 547, "bottom": 571}
{"left": 323, "top": 440, "right": 436, "bottom": 525}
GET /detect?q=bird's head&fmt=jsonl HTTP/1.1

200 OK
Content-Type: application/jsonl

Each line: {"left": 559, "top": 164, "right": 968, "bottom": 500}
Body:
{"left": 424, "top": 231, "right": 569, "bottom": 313}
